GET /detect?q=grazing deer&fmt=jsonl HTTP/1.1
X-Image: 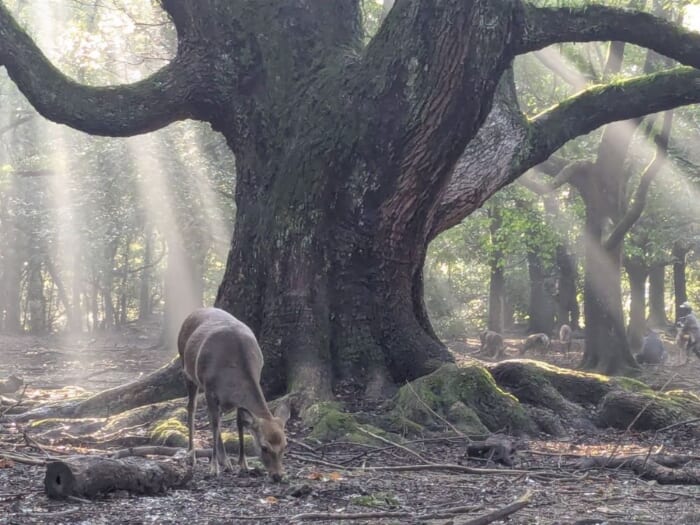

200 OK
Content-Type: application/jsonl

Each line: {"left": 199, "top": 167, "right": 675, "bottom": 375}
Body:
{"left": 521, "top": 333, "right": 551, "bottom": 355}
{"left": 480, "top": 330, "right": 505, "bottom": 359}
{"left": 559, "top": 324, "right": 572, "bottom": 354}
{"left": 178, "top": 307, "right": 290, "bottom": 481}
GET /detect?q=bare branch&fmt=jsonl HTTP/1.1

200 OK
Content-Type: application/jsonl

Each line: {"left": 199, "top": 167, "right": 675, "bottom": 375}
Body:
{"left": 519, "top": 5, "right": 700, "bottom": 69}
{"left": 0, "top": 2, "right": 195, "bottom": 137}
{"left": 604, "top": 110, "right": 674, "bottom": 250}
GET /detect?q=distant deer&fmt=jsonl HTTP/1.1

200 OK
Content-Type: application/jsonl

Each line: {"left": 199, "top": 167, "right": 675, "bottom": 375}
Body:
{"left": 178, "top": 307, "right": 290, "bottom": 481}
{"left": 559, "top": 324, "right": 572, "bottom": 354}
{"left": 480, "top": 330, "right": 505, "bottom": 359}
{"left": 521, "top": 333, "right": 551, "bottom": 355}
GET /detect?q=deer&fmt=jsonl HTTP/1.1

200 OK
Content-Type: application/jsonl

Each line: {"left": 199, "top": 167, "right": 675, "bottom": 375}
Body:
{"left": 178, "top": 307, "right": 290, "bottom": 481}
{"left": 520, "top": 333, "right": 551, "bottom": 355}
{"left": 479, "top": 330, "right": 505, "bottom": 359}
{"left": 559, "top": 324, "right": 572, "bottom": 354}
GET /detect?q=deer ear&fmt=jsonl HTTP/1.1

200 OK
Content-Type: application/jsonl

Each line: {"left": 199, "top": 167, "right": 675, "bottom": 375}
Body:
{"left": 273, "top": 402, "right": 291, "bottom": 427}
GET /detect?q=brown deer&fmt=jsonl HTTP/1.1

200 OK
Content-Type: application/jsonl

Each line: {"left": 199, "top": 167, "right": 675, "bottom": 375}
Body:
{"left": 521, "top": 333, "right": 551, "bottom": 355}
{"left": 479, "top": 330, "right": 505, "bottom": 359}
{"left": 178, "top": 307, "right": 290, "bottom": 480}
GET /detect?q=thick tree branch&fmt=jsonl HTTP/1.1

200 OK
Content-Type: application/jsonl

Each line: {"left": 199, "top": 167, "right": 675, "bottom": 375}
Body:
{"left": 520, "top": 159, "right": 594, "bottom": 195}
{"left": 527, "top": 67, "right": 700, "bottom": 171}
{"left": 520, "top": 5, "right": 700, "bottom": 69}
{"left": 604, "top": 110, "right": 674, "bottom": 250}
{"left": 430, "top": 66, "right": 699, "bottom": 240}
{"left": 0, "top": 2, "right": 195, "bottom": 136}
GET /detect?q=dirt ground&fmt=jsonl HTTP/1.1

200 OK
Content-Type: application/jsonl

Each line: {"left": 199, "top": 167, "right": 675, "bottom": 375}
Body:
{"left": 1, "top": 327, "right": 700, "bottom": 524}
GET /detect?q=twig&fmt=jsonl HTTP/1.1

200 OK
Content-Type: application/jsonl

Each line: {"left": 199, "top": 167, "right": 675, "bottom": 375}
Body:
{"left": 23, "top": 430, "right": 58, "bottom": 459}
{"left": 455, "top": 490, "right": 532, "bottom": 525}
{"left": 289, "top": 437, "right": 319, "bottom": 455}
{"left": 0, "top": 452, "right": 47, "bottom": 466}
{"left": 290, "top": 510, "right": 412, "bottom": 521}
{"left": 355, "top": 427, "right": 431, "bottom": 464}
{"left": 404, "top": 380, "right": 468, "bottom": 438}
{"left": 0, "top": 384, "right": 28, "bottom": 418}
{"left": 657, "top": 417, "right": 700, "bottom": 433}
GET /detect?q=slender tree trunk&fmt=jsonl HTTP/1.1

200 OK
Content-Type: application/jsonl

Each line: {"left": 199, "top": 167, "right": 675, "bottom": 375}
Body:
{"left": 27, "top": 259, "right": 45, "bottom": 334}
{"left": 487, "top": 206, "right": 505, "bottom": 333}
{"left": 626, "top": 262, "right": 647, "bottom": 352}
{"left": 138, "top": 227, "right": 153, "bottom": 321}
{"left": 672, "top": 242, "right": 688, "bottom": 322}
{"left": 488, "top": 262, "right": 506, "bottom": 334}
{"left": 527, "top": 250, "right": 556, "bottom": 335}
{"left": 555, "top": 245, "right": 580, "bottom": 330}
{"left": 70, "top": 253, "right": 82, "bottom": 332}
{"left": 647, "top": 264, "right": 668, "bottom": 327}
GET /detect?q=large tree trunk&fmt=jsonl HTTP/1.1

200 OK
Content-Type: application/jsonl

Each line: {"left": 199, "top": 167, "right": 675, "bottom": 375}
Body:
{"left": 580, "top": 201, "right": 636, "bottom": 373}
{"left": 648, "top": 264, "right": 668, "bottom": 328}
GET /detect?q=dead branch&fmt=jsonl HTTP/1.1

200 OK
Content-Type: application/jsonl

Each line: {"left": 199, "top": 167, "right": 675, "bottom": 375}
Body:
{"left": 578, "top": 455, "right": 700, "bottom": 485}
{"left": 455, "top": 490, "right": 532, "bottom": 525}
{"left": 404, "top": 380, "right": 467, "bottom": 438}
{"left": 355, "top": 427, "right": 431, "bottom": 464}
{"left": 0, "top": 452, "right": 47, "bottom": 466}
{"left": 0, "top": 384, "right": 27, "bottom": 418}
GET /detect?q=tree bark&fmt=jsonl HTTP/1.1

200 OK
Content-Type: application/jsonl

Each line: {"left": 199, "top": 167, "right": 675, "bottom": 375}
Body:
{"left": 527, "top": 250, "right": 555, "bottom": 335}
{"left": 626, "top": 262, "right": 648, "bottom": 352}
{"left": 648, "top": 264, "right": 668, "bottom": 328}
{"left": 672, "top": 242, "right": 689, "bottom": 321}
{"left": 555, "top": 245, "right": 579, "bottom": 330}
{"left": 44, "top": 457, "right": 192, "bottom": 499}
{"left": 487, "top": 206, "right": 505, "bottom": 333}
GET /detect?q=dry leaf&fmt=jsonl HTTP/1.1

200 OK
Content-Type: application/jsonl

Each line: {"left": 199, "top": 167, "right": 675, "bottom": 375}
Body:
{"left": 0, "top": 458, "right": 15, "bottom": 468}
{"left": 260, "top": 496, "right": 278, "bottom": 505}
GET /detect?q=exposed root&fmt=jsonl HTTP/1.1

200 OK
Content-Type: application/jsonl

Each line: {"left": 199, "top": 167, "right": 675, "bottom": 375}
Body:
{"left": 578, "top": 455, "right": 700, "bottom": 485}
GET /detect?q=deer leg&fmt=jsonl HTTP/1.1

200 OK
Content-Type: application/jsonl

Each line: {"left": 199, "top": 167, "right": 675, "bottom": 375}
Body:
{"left": 237, "top": 407, "right": 249, "bottom": 472}
{"left": 205, "top": 391, "right": 222, "bottom": 477}
{"left": 186, "top": 380, "right": 199, "bottom": 466}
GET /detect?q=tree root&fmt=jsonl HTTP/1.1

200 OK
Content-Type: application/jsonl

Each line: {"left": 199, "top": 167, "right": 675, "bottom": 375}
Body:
{"left": 578, "top": 455, "right": 700, "bottom": 484}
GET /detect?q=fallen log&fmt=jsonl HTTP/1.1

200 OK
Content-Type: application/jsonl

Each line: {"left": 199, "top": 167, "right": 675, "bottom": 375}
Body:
{"left": 44, "top": 456, "right": 192, "bottom": 499}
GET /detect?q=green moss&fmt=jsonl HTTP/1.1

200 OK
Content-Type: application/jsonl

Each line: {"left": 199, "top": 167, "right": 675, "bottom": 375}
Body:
{"left": 305, "top": 402, "right": 361, "bottom": 442}
{"left": 220, "top": 431, "right": 256, "bottom": 455}
{"left": 351, "top": 492, "right": 400, "bottom": 508}
{"left": 149, "top": 418, "right": 188, "bottom": 447}
{"left": 492, "top": 360, "right": 614, "bottom": 406}
{"left": 388, "top": 364, "right": 533, "bottom": 436}
{"left": 613, "top": 376, "right": 652, "bottom": 393}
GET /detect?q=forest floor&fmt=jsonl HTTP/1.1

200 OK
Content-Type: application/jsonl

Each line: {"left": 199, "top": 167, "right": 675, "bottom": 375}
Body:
{"left": 1, "top": 326, "right": 700, "bottom": 524}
